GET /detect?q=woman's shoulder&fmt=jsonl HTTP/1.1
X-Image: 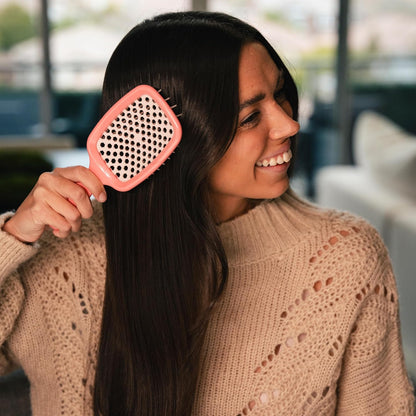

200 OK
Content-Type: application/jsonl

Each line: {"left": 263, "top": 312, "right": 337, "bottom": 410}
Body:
{"left": 277, "top": 189, "right": 383, "bottom": 243}
{"left": 291, "top": 192, "right": 392, "bottom": 287}
{"left": 273, "top": 190, "right": 390, "bottom": 281}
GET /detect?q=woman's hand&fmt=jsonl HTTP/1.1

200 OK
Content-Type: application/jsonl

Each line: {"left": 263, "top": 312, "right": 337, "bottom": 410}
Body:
{"left": 2, "top": 166, "right": 107, "bottom": 243}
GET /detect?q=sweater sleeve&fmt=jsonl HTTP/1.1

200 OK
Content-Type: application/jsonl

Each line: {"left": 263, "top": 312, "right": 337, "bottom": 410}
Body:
{"left": 336, "top": 228, "right": 415, "bottom": 415}
{"left": 0, "top": 212, "right": 38, "bottom": 375}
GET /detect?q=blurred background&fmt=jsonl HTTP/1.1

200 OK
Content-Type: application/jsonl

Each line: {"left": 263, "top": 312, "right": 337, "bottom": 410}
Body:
{"left": 0, "top": 0, "right": 415, "bottom": 412}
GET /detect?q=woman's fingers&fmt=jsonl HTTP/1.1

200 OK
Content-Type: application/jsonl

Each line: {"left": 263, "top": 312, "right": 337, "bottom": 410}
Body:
{"left": 32, "top": 186, "right": 83, "bottom": 231}
{"left": 37, "top": 172, "right": 93, "bottom": 220}
{"left": 2, "top": 166, "right": 106, "bottom": 243}
{"left": 52, "top": 166, "right": 107, "bottom": 203}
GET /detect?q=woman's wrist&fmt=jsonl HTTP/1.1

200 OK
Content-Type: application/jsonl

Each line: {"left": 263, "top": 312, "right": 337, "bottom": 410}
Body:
{"left": 1, "top": 216, "right": 34, "bottom": 245}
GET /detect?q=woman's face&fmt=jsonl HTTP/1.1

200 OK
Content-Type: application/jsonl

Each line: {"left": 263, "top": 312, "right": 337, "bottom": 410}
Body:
{"left": 208, "top": 42, "right": 300, "bottom": 223}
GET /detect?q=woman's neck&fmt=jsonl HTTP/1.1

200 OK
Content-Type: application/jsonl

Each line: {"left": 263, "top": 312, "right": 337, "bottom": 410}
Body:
{"left": 210, "top": 195, "right": 260, "bottom": 224}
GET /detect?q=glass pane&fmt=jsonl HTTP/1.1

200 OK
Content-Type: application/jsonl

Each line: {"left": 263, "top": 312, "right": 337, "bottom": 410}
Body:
{"left": 349, "top": 0, "right": 416, "bottom": 135}
{"left": 0, "top": 0, "right": 41, "bottom": 135}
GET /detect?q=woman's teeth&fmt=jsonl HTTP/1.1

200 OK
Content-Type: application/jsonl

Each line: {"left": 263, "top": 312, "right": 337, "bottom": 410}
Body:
{"left": 256, "top": 149, "right": 292, "bottom": 167}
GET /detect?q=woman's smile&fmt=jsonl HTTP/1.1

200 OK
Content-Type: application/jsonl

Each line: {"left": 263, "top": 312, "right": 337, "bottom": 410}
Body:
{"left": 255, "top": 140, "right": 292, "bottom": 167}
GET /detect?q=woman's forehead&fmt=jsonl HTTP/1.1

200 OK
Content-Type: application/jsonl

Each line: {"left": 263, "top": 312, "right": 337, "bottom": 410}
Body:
{"left": 238, "top": 43, "right": 282, "bottom": 100}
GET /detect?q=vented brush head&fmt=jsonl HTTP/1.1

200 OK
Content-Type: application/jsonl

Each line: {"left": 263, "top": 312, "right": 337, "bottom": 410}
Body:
{"left": 86, "top": 84, "right": 182, "bottom": 192}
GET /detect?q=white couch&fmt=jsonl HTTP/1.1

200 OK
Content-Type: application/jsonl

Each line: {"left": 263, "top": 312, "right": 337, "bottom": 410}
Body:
{"left": 315, "top": 111, "right": 416, "bottom": 378}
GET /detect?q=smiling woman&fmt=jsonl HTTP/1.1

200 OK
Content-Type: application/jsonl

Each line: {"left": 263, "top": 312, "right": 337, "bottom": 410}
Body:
{"left": 208, "top": 42, "right": 300, "bottom": 223}
{"left": 0, "top": 10, "right": 414, "bottom": 416}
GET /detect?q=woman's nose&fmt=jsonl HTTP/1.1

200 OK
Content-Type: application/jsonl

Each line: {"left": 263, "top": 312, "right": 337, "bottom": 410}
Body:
{"left": 269, "top": 107, "right": 300, "bottom": 141}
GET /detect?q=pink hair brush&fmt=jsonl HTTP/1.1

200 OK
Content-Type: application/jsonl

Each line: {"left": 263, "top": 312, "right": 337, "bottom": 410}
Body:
{"left": 50, "top": 85, "right": 180, "bottom": 232}
{"left": 85, "top": 84, "right": 182, "bottom": 192}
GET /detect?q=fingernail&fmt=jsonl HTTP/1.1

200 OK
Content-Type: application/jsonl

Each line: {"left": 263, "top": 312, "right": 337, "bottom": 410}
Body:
{"left": 98, "top": 192, "right": 107, "bottom": 202}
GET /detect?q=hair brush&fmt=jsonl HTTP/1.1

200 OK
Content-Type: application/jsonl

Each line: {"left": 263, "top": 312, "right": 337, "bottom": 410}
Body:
{"left": 85, "top": 84, "right": 182, "bottom": 192}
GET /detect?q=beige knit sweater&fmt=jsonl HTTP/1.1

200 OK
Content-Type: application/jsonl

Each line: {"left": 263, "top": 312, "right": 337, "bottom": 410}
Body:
{"left": 0, "top": 191, "right": 414, "bottom": 415}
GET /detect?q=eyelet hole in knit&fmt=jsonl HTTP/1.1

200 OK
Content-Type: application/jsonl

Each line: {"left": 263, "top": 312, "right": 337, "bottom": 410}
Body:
{"left": 313, "top": 280, "right": 322, "bottom": 291}
{"left": 308, "top": 228, "right": 357, "bottom": 269}
{"left": 286, "top": 337, "right": 295, "bottom": 347}
{"left": 254, "top": 332, "right": 307, "bottom": 375}
{"left": 260, "top": 392, "right": 268, "bottom": 403}
{"left": 329, "top": 236, "right": 338, "bottom": 245}
{"left": 237, "top": 388, "right": 283, "bottom": 416}
{"left": 298, "top": 333, "right": 307, "bottom": 342}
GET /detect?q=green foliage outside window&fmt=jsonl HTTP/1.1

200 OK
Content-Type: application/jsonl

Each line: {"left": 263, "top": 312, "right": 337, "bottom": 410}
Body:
{"left": 0, "top": 3, "right": 36, "bottom": 51}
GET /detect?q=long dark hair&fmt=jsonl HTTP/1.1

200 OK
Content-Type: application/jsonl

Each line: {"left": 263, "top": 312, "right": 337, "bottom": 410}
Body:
{"left": 94, "top": 11, "right": 298, "bottom": 416}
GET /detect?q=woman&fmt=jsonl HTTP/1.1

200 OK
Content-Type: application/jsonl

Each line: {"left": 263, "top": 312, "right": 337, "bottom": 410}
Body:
{"left": 0, "top": 11, "right": 414, "bottom": 416}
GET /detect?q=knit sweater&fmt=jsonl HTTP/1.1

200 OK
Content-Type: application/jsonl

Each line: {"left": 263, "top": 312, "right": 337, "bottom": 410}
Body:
{"left": 0, "top": 191, "right": 414, "bottom": 415}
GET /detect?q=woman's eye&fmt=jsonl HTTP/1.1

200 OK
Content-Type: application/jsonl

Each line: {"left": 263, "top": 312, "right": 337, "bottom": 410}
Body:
{"left": 239, "top": 111, "right": 259, "bottom": 127}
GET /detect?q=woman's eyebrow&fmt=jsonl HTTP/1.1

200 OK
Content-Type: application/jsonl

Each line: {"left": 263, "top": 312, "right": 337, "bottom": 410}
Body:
{"left": 239, "top": 71, "right": 284, "bottom": 112}
{"left": 239, "top": 93, "right": 266, "bottom": 111}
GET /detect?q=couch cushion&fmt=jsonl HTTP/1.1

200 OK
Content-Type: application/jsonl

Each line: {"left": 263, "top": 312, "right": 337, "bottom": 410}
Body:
{"left": 353, "top": 110, "right": 416, "bottom": 199}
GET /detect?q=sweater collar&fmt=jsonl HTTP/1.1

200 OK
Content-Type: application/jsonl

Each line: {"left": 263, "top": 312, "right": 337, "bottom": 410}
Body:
{"left": 217, "top": 190, "right": 324, "bottom": 265}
